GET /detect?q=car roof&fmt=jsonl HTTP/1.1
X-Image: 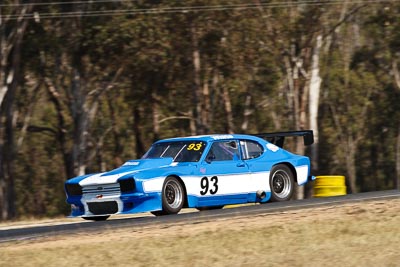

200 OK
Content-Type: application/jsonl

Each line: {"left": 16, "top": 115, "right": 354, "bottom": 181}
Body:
{"left": 155, "top": 134, "right": 266, "bottom": 144}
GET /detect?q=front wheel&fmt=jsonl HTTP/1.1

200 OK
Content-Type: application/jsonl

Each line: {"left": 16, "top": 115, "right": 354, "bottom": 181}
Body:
{"left": 152, "top": 176, "right": 185, "bottom": 216}
{"left": 269, "top": 164, "right": 295, "bottom": 202}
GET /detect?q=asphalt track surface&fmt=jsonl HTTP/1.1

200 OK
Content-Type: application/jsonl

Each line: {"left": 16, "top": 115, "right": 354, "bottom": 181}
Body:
{"left": 1, "top": 190, "right": 399, "bottom": 243}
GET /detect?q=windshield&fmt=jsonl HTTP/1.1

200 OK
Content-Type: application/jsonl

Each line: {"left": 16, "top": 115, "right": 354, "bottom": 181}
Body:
{"left": 142, "top": 141, "right": 207, "bottom": 162}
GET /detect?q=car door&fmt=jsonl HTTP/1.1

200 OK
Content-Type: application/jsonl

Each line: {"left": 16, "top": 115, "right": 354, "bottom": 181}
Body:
{"left": 239, "top": 139, "right": 271, "bottom": 202}
{"left": 195, "top": 140, "right": 251, "bottom": 207}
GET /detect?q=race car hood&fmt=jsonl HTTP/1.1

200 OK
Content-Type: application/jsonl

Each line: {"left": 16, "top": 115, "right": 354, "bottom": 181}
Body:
{"left": 69, "top": 158, "right": 174, "bottom": 186}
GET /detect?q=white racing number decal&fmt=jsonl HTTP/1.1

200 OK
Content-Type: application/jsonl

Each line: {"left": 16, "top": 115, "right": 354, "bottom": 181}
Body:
{"left": 200, "top": 176, "right": 219, "bottom": 195}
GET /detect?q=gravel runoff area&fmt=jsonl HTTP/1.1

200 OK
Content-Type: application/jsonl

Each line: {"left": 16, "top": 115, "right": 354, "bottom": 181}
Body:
{"left": 0, "top": 198, "right": 399, "bottom": 267}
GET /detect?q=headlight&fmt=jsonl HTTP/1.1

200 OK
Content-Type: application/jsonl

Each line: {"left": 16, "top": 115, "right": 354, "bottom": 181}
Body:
{"left": 65, "top": 183, "right": 83, "bottom": 196}
{"left": 119, "top": 178, "right": 135, "bottom": 193}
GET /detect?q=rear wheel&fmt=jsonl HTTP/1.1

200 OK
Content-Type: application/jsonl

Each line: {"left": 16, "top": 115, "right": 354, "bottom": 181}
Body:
{"left": 152, "top": 176, "right": 185, "bottom": 216}
{"left": 269, "top": 164, "right": 294, "bottom": 202}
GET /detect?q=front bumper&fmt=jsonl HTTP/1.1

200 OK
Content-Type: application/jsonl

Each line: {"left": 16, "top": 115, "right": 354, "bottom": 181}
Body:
{"left": 67, "top": 192, "right": 162, "bottom": 217}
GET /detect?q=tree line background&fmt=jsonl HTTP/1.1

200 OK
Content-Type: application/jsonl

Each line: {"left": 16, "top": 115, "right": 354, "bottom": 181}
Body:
{"left": 1, "top": 0, "right": 400, "bottom": 220}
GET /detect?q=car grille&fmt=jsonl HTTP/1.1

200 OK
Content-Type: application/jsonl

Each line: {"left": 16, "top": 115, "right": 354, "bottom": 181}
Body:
{"left": 82, "top": 183, "right": 121, "bottom": 196}
{"left": 88, "top": 201, "right": 118, "bottom": 215}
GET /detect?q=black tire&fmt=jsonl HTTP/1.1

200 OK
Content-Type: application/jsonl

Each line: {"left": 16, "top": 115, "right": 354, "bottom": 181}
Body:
{"left": 196, "top": 206, "right": 224, "bottom": 211}
{"left": 82, "top": 215, "right": 110, "bottom": 221}
{"left": 152, "top": 176, "right": 185, "bottom": 216}
{"left": 269, "top": 164, "right": 294, "bottom": 202}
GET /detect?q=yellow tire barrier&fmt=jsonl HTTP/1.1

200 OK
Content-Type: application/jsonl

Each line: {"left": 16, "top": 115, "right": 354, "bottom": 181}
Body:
{"left": 313, "top": 175, "right": 347, "bottom": 197}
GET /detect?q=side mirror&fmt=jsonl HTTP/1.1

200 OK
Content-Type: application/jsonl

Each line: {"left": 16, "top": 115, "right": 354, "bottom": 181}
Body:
{"left": 206, "top": 154, "right": 215, "bottom": 164}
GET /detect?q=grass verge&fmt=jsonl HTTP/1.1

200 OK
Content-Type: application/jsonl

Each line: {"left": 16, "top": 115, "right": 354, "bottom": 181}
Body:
{"left": 1, "top": 199, "right": 399, "bottom": 267}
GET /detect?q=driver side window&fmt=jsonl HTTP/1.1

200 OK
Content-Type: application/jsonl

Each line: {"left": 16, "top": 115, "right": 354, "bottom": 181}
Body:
{"left": 206, "top": 140, "right": 240, "bottom": 161}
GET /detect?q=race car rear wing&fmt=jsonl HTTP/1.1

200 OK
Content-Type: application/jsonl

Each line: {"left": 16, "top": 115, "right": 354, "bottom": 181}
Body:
{"left": 253, "top": 130, "right": 314, "bottom": 148}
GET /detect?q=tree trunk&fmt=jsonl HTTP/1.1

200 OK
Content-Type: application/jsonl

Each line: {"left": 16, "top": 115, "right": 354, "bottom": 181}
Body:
{"left": 152, "top": 92, "right": 160, "bottom": 141}
{"left": 191, "top": 25, "right": 204, "bottom": 135}
{"left": 284, "top": 55, "right": 295, "bottom": 128}
{"left": 71, "top": 69, "right": 88, "bottom": 176}
{"left": 241, "top": 94, "right": 252, "bottom": 132}
{"left": 202, "top": 67, "right": 211, "bottom": 134}
{"left": 222, "top": 84, "right": 234, "bottom": 134}
{"left": 133, "top": 107, "right": 146, "bottom": 158}
{"left": 0, "top": 5, "right": 30, "bottom": 220}
{"left": 304, "top": 35, "right": 323, "bottom": 199}
{"left": 392, "top": 60, "right": 400, "bottom": 190}
{"left": 396, "top": 124, "right": 400, "bottom": 190}
{"left": 346, "top": 136, "right": 357, "bottom": 193}
{"left": 309, "top": 35, "right": 323, "bottom": 173}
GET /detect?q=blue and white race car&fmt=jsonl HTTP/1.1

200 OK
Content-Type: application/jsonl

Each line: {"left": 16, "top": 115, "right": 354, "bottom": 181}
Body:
{"left": 65, "top": 131, "right": 315, "bottom": 220}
